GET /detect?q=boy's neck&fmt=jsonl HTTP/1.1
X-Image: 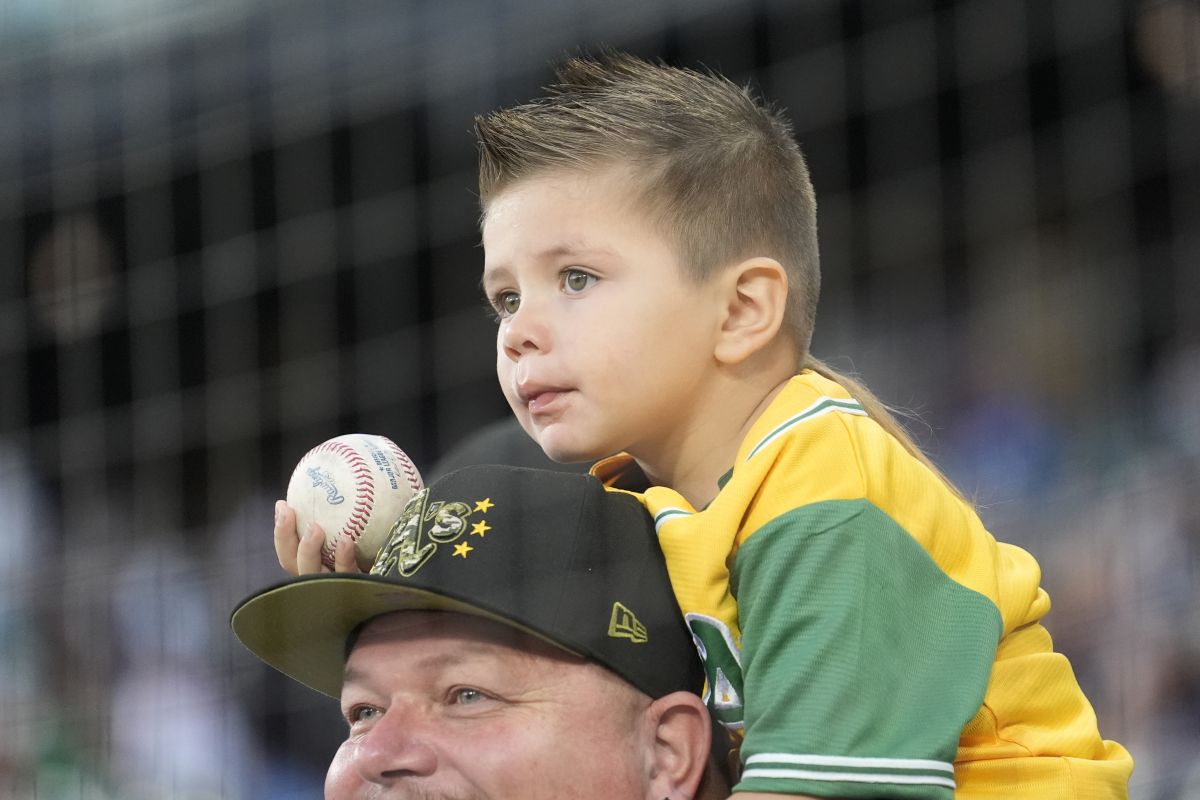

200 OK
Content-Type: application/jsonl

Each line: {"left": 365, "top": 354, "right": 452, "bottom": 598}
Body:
{"left": 634, "top": 371, "right": 793, "bottom": 509}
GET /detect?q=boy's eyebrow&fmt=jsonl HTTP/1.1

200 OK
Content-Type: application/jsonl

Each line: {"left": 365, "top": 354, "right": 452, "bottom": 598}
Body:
{"left": 534, "top": 241, "right": 616, "bottom": 261}
{"left": 480, "top": 265, "right": 510, "bottom": 291}
{"left": 481, "top": 241, "right": 618, "bottom": 289}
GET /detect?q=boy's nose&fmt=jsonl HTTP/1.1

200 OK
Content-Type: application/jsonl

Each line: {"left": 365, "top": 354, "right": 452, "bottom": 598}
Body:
{"left": 499, "top": 305, "right": 546, "bottom": 360}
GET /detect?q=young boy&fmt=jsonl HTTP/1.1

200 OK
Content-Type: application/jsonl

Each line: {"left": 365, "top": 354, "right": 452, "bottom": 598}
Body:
{"left": 474, "top": 51, "right": 1134, "bottom": 799}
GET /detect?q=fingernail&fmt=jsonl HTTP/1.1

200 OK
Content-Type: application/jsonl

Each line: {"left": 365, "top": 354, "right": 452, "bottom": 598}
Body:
{"left": 274, "top": 501, "right": 284, "bottom": 526}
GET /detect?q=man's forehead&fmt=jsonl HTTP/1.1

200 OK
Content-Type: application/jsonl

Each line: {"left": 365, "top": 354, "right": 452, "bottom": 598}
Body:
{"left": 350, "top": 610, "right": 571, "bottom": 662}
{"left": 339, "top": 610, "right": 620, "bottom": 700}
{"left": 355, "top": 609, "right": 454, "bottom": 637}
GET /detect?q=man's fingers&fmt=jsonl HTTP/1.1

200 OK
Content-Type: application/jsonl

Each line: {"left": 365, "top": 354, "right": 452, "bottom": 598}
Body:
{"left": 273, "top": 500, "right": 300, "bottom": 574}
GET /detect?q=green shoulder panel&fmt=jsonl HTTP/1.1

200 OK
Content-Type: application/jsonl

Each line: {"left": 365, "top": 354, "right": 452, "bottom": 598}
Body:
{"left": 730, "top": 499, "right": 1002, "bottom": 798}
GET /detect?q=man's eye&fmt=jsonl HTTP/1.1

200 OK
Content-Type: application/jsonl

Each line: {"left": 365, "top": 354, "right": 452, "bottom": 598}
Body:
{"left": 345, "top": 704, "right": 382, "bottom": 726}
{"left": 454, "top": 688, "right": 487, "bottom": 705}
{"left": 562, "top": 269, "right": 596, "bottom": 293}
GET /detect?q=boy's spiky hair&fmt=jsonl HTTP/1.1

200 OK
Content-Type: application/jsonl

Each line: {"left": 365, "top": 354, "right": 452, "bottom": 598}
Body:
{"left": 476, "top": 50, "right": 963, "bottom": 496}
{"left": 473, "top": 50, "right": 821, "bottom": 354}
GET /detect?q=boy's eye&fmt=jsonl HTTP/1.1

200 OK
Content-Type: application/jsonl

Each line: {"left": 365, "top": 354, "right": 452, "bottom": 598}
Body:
{"left": 494, "top": 292, "right": 520, "bottom": 317}
{"left": 562, "top": 269, "right": 596, "bottom": 294}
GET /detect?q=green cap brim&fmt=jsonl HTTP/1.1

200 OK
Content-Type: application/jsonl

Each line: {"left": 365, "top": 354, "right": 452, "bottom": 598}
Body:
{"left": 231, "top": 572, "right": 584, "bottom": 699}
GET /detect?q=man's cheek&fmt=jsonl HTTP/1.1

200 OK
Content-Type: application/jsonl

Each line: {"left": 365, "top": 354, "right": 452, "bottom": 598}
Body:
{"left": 324, "top": 740, "right": 359, "bottom": 799}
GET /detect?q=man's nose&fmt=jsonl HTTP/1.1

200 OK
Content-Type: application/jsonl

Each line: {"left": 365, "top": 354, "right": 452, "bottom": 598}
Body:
{"left": 349, "top": 707, "right": 438, "bottom": 786}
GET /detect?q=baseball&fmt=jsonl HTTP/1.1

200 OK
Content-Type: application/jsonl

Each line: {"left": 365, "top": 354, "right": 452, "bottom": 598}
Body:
{"left": 285, "top": 433, "right": 424, "bottom": 571}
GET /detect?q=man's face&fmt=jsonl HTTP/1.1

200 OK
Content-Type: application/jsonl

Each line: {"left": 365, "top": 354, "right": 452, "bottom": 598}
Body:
{"left": 481, "top": 167, "right": 725, "bottom": 467}
{"left": 325, "top": 611, "right": 654, "bottom": 799}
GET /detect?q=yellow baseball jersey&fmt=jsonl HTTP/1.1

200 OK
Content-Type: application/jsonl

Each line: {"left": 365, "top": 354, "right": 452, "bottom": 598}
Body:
{"left": 592, "top": 371, "right": 1132, "bottom": 798}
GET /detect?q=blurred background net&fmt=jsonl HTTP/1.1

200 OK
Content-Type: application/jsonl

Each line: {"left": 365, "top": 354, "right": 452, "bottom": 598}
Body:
{"left": 0, "top": 0, "right": 1197, "bottom": 797}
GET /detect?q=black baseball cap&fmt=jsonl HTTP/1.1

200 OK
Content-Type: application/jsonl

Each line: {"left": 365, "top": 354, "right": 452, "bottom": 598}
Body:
{"left": 231, "top": 464, "right": 704, "bottom": 701}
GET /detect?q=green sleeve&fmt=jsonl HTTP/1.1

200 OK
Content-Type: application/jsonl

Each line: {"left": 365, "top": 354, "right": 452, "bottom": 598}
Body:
{"left": 729, "top": 499, "right": 1002, "bottom": 798}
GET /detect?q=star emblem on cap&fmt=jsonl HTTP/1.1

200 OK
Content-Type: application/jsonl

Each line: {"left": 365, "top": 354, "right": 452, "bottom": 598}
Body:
{"left": 453, "top": 541, "right": 474, "bottom": 559}
{"left": 474, "top": 497, "right": 494, "bottom": 513}
{"left": 471, "top": 520, "right": 491, "bottom": 537}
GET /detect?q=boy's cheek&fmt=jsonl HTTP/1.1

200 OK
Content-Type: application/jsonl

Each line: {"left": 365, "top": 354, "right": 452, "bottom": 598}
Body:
{"left": 495, "top": 345, "right": 511, "bottom": 376}
{"left": 495, "top": 358, "right": 515, "bottom": 392}
{"left": 495, "top": 368, "right": 526, "bottom": 417}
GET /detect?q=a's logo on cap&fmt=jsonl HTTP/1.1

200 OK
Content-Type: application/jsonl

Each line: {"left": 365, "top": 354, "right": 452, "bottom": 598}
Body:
{"left": 372, "top": 489, "right": 490, "bottom": 577}
{"left": 608, "top": 602, "right": 648, "bottom": 644}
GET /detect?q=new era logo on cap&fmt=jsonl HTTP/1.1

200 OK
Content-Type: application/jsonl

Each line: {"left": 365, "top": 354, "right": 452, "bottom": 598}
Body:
{"left": 609, "top": 602, "right": 648, "bottom": 643}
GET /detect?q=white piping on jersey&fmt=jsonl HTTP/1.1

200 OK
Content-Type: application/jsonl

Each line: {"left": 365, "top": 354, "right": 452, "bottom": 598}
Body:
{"left": 745, "top": 396, "right": 868, "bottom": 462}
{"left": 740, "top": 767, "right": 956, "bottom": 788}
{"left": 746, "top": 753, "right": 954, "bottom": 772}
{"left": 742, "top": 752, "right": 956, "bottom": 789}
{"left": 650, "top": 397, "right": 867, "bottom": 532}
{"left": 653, "top": 506, "right": 692, "bottom": 532}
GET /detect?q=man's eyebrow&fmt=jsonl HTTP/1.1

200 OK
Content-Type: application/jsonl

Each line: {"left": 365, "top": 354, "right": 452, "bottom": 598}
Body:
{"left": 343, "top": 652, "right": 462, "bottom": 687}
{"left": 342, "top": 644, "right": 518, "bottom": 689}
{"left": 341, "top": 665, "right": 370, "bottom": 690}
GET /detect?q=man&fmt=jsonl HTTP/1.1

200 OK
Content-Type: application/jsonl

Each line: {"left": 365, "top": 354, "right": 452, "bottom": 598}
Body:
{"left": 233, "top": 464, "right": 731, "bottom": 799}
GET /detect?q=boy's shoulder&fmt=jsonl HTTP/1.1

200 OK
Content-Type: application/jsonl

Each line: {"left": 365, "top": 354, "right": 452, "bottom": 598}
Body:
{"left": 737, "top": 371, "right": 868, "bottom": 464}
{"left": 589, "top": 373, "right": 870, "bottom": 495}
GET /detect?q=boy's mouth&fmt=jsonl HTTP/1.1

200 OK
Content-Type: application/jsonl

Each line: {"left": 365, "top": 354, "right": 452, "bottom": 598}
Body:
{"left": 516, "top": 382, "right": 572, "bottom": 414}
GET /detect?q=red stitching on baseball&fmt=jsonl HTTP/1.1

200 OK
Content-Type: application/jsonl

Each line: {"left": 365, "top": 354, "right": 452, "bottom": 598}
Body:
{"left": 307, "top": 435, "right": 428, "bottom": 565}
{"left": 321, "top": 538, "right": 338, "bottom": 568}
{"left": 342, "top": 438, "right": 375, "bottom": 545}
{"left": 306, "top": 437, "right": 377, "bottom": 567}
{"left": 385, "top": 440, "right": 424, "bottom": 492}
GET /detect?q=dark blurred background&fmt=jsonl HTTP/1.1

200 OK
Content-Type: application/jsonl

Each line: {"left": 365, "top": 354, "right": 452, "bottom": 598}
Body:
{"left": 1, "top": 0, "right": 1197, "bottom": 797}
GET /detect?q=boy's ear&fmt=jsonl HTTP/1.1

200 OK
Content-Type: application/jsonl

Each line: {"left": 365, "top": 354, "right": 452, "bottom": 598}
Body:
{"left": 643, "top": 691, "right": 713, "bottom": 800}
{"left": 714, "top": 257, "right": 789, "bottom": 366}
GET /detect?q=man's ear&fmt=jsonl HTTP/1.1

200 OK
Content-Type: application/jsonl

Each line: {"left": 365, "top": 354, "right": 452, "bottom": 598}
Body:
{"left": 713, "top": 257, "right": 789, "bottom": 366}
{"left": 644, "top": 691, "right": 713, "bottom": 800}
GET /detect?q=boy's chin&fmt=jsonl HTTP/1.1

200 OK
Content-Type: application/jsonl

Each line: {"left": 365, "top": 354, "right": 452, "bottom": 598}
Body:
{"left": 541, "top": 445, "right": 603, "bottom": 466}
{"left": 534, "top": 433, "right": 609, "bottom": 466}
